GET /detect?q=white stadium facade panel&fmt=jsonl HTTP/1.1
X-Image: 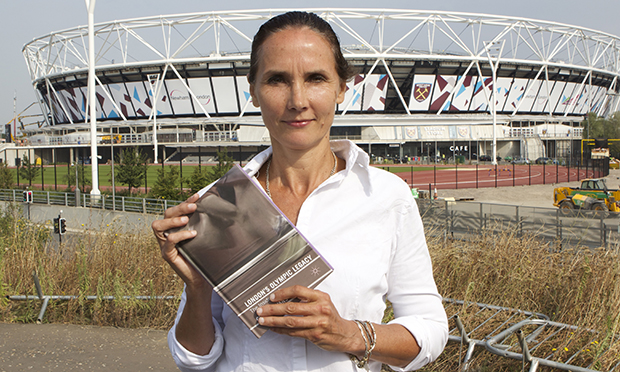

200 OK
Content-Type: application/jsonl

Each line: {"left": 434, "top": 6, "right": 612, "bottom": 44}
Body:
{"left": 17, "top": 9, "right": 620, "bottom": 163}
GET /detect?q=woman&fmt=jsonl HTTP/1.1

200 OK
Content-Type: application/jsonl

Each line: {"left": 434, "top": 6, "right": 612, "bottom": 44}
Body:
{"left": 152, "top": 11, "right": 448, "bottom": 372}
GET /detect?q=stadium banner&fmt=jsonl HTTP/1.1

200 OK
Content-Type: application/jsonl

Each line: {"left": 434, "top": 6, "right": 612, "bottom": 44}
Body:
{"left": 504, "top": 78, "right": 528, "bottom": 113}
{"left": 450, "top": 75, "right": 476, "bottom": 112}
{"left": 166, "top": 78, "right": 195, "bottom": 116}
{"left": 531, "top": 80, "right": 552, "bottom": 113}
{"left": 494, "top": 77, "right": 512, "bottom": 112}
{"left": 108, "top": 83, "right": 132, "bottom": 118}
{"left": 148, "top": 80, "right": 173, "bottom": 117}
{"left": 339, "top": 74, "right": 388, "bottom": 112}
{"left": 592, "top": 86, "right": 608, "bottom": 113}
{"left": 429, "top": 75, "right": 458, "bottom": 112}
{"left": 125, "top": 81, "right": 151, "bottom": 117}
{"left": 57, "top": 88, "right": 84, "bottom": 122}
{"left": 212, "top": 76, "right": 238, "bottom": 114}
{"left": 519, "top": 79, "right": 543, "bottom": 113}
{"left": 236, "top": 76, "right": 260, "bottom": 114}
{"left": 547, "top": 81, "right": 566, "bottom": 114}
{"left": 408, "top": 75, "right": 435, "bottom": 111}
{"left": 557, "top": 82, "right": 579, "bottom": 114}
{"left": 362, "top": 74, "right": 388, "bottom": 111}
{"left": 470, "top": 77, "right": 493, "bottom": 112}
{"left": 187, "top": 77, "right": 216, "bottom": 115}
{"left": 574, "top": 83, "right": 593, "bottom": 115}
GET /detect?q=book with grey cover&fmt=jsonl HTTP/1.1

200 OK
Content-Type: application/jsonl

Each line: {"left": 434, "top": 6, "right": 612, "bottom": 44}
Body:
{"left": 173, "top": 165, "right": 333, "bottom": 337}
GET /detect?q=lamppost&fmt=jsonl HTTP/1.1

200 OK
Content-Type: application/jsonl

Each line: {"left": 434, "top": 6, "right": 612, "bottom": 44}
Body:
{"left": 484, "top": 40, "right": 505, "bottom": 166}
{"left": 86, "top": 0, "right": 100, "bottom": 197}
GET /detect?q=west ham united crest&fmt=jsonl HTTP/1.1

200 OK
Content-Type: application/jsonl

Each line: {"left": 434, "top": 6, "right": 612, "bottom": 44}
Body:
{"left": 414, "top": 83, "right": 432, "bottom": 102}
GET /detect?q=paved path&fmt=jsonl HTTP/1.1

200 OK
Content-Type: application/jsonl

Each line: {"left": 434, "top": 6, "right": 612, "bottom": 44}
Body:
{"left": 0, "top": 323, "right": 177, "bottom": 371}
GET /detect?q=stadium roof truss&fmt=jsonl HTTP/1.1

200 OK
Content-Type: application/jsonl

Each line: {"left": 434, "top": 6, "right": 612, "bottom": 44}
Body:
{"left": 22, "top": 9, "right": 620, "bottom": 128}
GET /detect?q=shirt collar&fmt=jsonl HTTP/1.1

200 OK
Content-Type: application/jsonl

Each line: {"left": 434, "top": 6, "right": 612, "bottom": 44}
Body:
{"left": 243, "top": 140, "right": 372, "bottom": 192}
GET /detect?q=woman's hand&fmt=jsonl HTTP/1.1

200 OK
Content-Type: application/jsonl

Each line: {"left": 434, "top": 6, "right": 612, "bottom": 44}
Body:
{"left": 255, "top": 286, "right": 363, "bottom": 354}
{"left": 256, "top": 286, "right": 421, "bottom": 367}
{"left": 152, "top": 193, "right": 216, "bottom": 355}
{"left": 151, "top": 193, "right": 206, "bottom": 289}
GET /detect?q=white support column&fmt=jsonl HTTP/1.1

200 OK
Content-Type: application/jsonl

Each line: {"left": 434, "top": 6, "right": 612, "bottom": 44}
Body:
{"left": 484, "top": 40, "right": 505, "bottom": 166}
{"left": 147, "top": 73, "right": 161, "bottom": 163}
{"left": 86, "top": 0, "right": 100, "bottom": 197}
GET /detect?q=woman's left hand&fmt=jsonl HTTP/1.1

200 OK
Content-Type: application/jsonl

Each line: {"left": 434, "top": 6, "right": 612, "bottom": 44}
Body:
{"left": 256, "top": 285, "right": 362, "bottom": 354}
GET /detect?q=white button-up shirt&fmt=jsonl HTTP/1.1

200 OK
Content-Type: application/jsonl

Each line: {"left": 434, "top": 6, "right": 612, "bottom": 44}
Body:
{"left": 168, "top": 140, "right": 448, "bottom": 372}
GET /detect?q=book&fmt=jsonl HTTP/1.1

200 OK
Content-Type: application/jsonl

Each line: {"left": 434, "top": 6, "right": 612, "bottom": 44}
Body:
{"left": 174, "top": 164, "right": 333, "bottom": 337}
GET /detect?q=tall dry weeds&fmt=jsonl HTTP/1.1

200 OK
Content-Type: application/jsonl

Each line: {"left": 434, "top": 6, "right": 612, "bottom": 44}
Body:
{"left": 0, "top": 202, "right": 182, "bottom": 328}
{"left": 422, "top": 222, "right": 620, "bottom": 371}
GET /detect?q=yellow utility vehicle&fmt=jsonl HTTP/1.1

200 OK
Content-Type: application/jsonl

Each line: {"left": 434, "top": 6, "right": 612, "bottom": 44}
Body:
{"left": 553, "top": 178, "right": 620, "bottom": 214}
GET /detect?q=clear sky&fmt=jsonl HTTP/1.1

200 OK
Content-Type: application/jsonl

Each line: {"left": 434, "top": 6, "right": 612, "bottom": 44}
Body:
{"left": 2, "top": 0, "right": 619, "bottom": 129}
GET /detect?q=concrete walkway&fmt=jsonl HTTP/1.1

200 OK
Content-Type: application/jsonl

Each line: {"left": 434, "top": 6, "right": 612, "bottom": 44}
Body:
{"left": 0, "top": 323, "right": 177, "bottom": 371}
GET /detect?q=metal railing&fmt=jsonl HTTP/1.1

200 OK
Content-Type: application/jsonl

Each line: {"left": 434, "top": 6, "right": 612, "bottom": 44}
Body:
{"left": 0, "top": 189, "right": 183, "bottom": 215}
{"left": 418, "top": 199, "right": 620, "bottom": 250}
{"left": 445, "top": 298, "right": 620, "bottom": 371}
{"left": 3, "top": 188, "right": 620, "bottom": 249}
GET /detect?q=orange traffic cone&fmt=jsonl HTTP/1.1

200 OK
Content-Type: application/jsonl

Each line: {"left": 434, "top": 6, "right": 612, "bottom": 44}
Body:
{"left": 433, "top": 188, "right": 438, "bottom": 199}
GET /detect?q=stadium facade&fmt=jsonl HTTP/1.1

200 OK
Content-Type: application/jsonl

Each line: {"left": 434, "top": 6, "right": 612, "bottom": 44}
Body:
{"left": 4, "top": 9, "right": 620, "bottom": 166}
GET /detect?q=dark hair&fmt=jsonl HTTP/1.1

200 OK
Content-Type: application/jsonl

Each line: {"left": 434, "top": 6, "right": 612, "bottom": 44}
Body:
{"left": 248, "top": 11, "right": 354, "bottom": 84}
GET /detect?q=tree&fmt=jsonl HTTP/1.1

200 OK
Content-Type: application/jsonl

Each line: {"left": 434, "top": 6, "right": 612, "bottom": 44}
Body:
{"left": 18, "top": 155, "right": 39, "bottom": 187}
{"left": 188, "top": 149, "right": 235, "bottom": 194}
{"left": 64, "top": 164, "right": 91, "bottom": 192}
{"left": 188, "top": 166, "right": 211, "bottom": 195}
{"left": 582, "top": 112, "right": 620, "bottom": 157}
{"left": 0, "top": 162, "right": 14, "bottom": 189}
{"left": 115, "top": 148, "right": 148, "bottom": 195}
{"left": 150, "top": 166, "right": 182, "bottom": 201}
{"left": 211, "top": 149, "right": 235, "bottom": 181}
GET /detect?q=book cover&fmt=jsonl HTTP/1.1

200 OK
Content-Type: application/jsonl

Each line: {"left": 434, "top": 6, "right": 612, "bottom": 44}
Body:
{"left": 174, "top": 165, "right": 333, "bottom": 337}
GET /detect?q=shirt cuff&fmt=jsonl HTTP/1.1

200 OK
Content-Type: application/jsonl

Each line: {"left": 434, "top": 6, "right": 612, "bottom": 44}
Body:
{"left": 387, "top": 315, "right": 449, "bottom": 371}
{"left": 167, "top": 317, "right": 224, "bottom": 371}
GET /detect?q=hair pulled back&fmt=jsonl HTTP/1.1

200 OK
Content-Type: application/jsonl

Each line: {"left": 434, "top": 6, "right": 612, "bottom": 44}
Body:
{"left": 248, "top": 11, "right": 354, "bottom": 84}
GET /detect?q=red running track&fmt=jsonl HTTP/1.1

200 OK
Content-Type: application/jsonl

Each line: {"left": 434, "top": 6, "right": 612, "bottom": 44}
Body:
{"left": 377, "top": 164, "right": 603, "bottom": 190}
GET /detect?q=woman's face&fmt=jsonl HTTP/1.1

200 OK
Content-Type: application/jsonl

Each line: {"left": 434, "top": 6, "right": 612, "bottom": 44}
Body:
{"left": 249, "top": 27, "right": 346, "bottom": 152}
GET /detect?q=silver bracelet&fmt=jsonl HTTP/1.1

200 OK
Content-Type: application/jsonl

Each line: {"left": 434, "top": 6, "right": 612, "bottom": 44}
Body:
{"left": 349, "top": 320, "right": 377, "bottom": 369}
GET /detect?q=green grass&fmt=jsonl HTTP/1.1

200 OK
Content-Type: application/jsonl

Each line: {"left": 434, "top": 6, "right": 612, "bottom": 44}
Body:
{"left": 10, "top": 164, "right": 217, "bottom": 189}
{"left": 8, "top": 163, "right": 464, "bottom": 187}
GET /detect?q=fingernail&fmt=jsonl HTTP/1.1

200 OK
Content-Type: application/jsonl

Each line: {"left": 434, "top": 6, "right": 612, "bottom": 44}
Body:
{"left": 258, "top": 317, "right": 265, "bottom": 325}
{"left": 256, "top": 307, "right": 263, "bottom": 316}
{"left": 181, "top": 216, "right": 188, "bottom": 223}
{"left": 270, "top": 294, "right": 275, "bottom": 301}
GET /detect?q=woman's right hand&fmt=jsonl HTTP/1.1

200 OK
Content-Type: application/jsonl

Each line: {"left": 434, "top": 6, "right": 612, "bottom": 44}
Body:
{"left": 152, "top": 193, "right": 207, "bottom": 289}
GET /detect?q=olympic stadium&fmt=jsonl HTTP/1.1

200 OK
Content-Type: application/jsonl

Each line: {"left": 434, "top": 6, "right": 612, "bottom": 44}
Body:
{"left": 5, "top": 9, "right": 620, "bottom": 167}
